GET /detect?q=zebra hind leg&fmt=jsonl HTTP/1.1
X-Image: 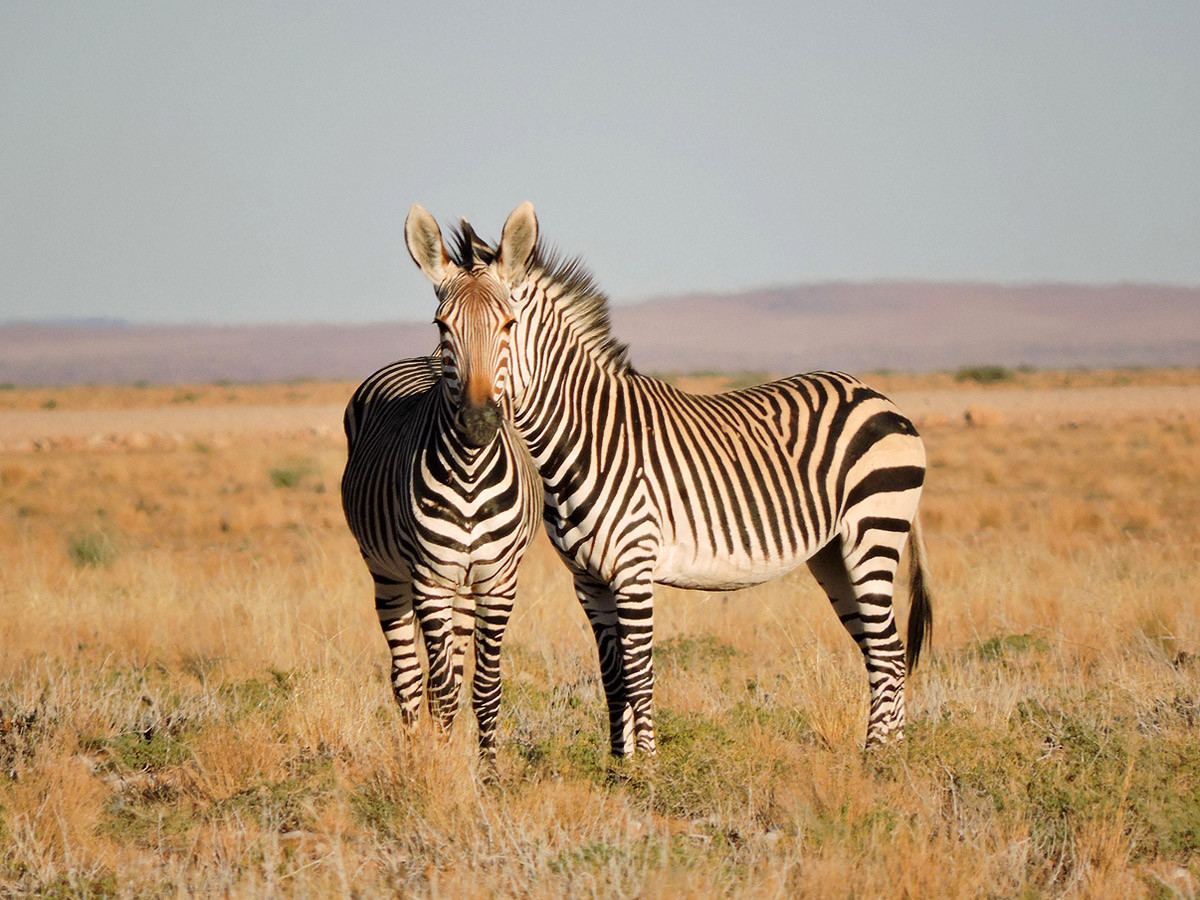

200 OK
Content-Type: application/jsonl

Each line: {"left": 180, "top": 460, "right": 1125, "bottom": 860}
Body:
{"left": 574, "top": 573, "right": 634, "bottom": 757}
{"left": 373, "top": 573, "right": 423, "bottom": 726}
{"left": 806, "top": 529, "right": 910, "bottom": 746}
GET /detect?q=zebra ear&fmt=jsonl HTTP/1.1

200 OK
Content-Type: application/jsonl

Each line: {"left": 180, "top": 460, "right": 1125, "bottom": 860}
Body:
{"left": 405, "top": 205, "right": 453, "bottom": 284}
{"left": 497, "top": 202, "right": 538, "bottom": 286}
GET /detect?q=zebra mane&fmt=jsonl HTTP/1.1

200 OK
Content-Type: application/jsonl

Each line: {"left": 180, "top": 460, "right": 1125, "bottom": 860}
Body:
{"left": 449, "top": 220, "right": 497, "bottom": 270}
{"left": 528, "top": 243, "right": 631, "bottom": 375}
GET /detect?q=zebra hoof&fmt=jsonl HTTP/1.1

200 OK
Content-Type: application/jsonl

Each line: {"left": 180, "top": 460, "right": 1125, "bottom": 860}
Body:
{"left": 478, "top": 757, "right": 500, "bottom": 786}
{"left": 863, "top": 728, "right": 904, "bottom": 749}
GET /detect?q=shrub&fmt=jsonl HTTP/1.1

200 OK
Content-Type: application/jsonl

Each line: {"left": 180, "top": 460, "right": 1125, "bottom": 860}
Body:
{"left": 269, "top": 460, "right": 317, "bottom": 489}
{"left": 269, "top": 468, "right": 303, "bottom": 488}
{"left": 67, "top": 530, "right": 117, "bottom": 567}
{"left": 955, "top": 365, "right": 1014, "bottom": 384}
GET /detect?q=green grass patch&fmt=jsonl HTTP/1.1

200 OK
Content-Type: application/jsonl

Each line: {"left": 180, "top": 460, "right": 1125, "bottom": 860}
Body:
{"left": 728, "top": 697, "right": 815, "bottom": 744}
{"left": 101, "top": 782, "right": 195, "bottom": 849}
{"left": 269, "top": 467, "right": 305, "bottom": 488}
{"left": 609, "top": 709, "right": 739, "bottom": 819}
{"left": 954, "top": 364, "right": 1015, "bottom": 384}
{"left": 213, "top": 749, "right": 335, "bottom": 834}
{"left": 656, "top": 634, "right": 742, "bottom": 673}
{"left": 216, "top": 669, "right": 295, "bottom": 717}
{"left": 268, "top": 459, "right": 317, "bottom": 489}
{"left": 351, "top": 782, "right": 415, "bottom": 840}
{"left": 898, "top": 694, "right": 1200, "bottom": 876}
{"left": 66, "top": 530, "right": 118, "bottom": 567}
{"left": 967, "top": 632, "right": 1050, "bottom": 662}
{"left": 506, "top": 676, "right": 611, "bottom": 782}
{"left": 13, "top": 870, "right": 124, "bottom": 900}
{"left": 549, "top": 839, "right": 620, "bottom": 872}
{"left": 80, "top": 729, "right": 193, "bottom": 773}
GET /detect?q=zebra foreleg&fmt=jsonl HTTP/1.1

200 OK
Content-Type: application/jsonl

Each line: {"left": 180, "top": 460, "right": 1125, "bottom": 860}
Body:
{"left": 413, "top": 583, "right": 467, "bottom": 732}
{"left": 471, "top": 583, "right": 516, "bottom": 770}
{"left": 613, "top": 574, "right": 658, "bottom": 756}
{"left": 573, "top": 573, "right": 634, "bottom": 757}
{"left": 373, "top": 573, "right": 423, "bottom": 726}
{"left": 807, "top": 534, "right": 908, "bottom": 746}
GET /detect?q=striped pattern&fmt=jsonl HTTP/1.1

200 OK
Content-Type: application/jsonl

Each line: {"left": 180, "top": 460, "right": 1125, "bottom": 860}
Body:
{"left": 341, "top": 354, "right": 539, "bottom": 762}
{"left": 490, "top": 203, "right": 933, "bottom": 754}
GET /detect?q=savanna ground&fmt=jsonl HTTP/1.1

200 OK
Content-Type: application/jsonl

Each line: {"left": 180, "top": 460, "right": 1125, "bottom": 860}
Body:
{"left": 0, "top": 368, "right": 1198, "bottom": 898}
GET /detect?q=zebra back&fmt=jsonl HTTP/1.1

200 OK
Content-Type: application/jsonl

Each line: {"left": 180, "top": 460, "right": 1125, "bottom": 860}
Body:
{"left": 343, "top": 353, "right": 441, "bottom": 452}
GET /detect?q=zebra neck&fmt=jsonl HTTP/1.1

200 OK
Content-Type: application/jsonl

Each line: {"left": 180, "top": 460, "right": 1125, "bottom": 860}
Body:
{"left": 513, "top": 347, "right": 625, "bottom": 484}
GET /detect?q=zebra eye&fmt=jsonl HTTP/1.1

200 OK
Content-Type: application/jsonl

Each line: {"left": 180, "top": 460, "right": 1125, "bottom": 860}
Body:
{"left": 499, "top": 318, "right": 516, "bottom": 333}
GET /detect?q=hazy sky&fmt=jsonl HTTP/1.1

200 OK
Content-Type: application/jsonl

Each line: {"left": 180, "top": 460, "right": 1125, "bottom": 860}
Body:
{"left": 3, "top": 2, "right": 1198, "bottom": 324}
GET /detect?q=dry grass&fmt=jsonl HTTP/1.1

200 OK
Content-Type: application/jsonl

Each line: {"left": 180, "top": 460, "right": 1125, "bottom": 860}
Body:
{"left": 4, "top": 366, "right": 1198, "bottom": 411}
{"left": 0, "top": 380, "right": 360, "bottom": 412}
{"left": 1, "top": 373, "right": 1198, "bottom": 897}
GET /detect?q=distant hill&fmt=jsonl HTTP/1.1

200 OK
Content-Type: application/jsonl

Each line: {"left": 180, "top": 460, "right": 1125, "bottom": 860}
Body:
{"left": 611, "top": 282, "right": 1200, "bottom": 373}
{"left": 1, "top": 282, "right": 1196, "bottom": 385}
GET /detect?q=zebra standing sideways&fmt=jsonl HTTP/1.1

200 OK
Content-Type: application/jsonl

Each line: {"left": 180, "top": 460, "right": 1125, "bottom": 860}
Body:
{"left": 405, "top": 203, "right": 933, "bottom": 756}
{"left": 340, "top": 219, "right": 540, "bottom": 764}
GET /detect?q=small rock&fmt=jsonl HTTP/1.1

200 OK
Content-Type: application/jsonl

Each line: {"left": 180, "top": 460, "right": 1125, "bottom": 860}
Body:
{"left": 964, "top": 406, "right": 1006, "bottom": 428}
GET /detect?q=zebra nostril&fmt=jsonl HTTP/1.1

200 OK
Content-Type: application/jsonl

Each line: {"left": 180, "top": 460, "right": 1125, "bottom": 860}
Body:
{"left": 483, "top": 399, "right": 501, "bottom": 427}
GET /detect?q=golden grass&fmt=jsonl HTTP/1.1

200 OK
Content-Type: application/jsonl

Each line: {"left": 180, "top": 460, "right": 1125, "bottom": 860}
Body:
{"left": 0, "top": 374, "right": 1198, "bottom": 897}
{"left": 0, "top": 380, "right": 361, "bottom": 412}
{"left": 4, "top": 365, "right": 1198, "bottom": 411}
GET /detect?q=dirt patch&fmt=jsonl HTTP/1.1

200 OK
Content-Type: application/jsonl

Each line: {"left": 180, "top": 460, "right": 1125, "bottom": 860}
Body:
{"left": 892, "top": 384, "right": 1200, "bottom": 428}
{"left": 0, "top": 404, "right": 345, "bottom": 451}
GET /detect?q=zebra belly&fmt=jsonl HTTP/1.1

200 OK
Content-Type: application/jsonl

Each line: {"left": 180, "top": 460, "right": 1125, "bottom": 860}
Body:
{"left": 654, "top": 542, "right": 809, "bottom": 591}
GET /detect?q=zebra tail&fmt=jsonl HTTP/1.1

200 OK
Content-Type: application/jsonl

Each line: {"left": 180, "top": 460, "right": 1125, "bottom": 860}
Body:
{"left": 905, "top": 513, "right": 934, "bottom": 674}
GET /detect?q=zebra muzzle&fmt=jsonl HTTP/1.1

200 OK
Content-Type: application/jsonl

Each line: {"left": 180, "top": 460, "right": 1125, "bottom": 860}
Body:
{"left": 455, "top": 399, "right": 502, "bottom": 448}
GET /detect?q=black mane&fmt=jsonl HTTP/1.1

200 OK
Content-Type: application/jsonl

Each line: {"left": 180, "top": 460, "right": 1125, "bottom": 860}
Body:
{"left": 529, "top": 243, "right": 631, "bottom": 375}
{"left": 449, "top": 220, "right": 496, "bottom": 270}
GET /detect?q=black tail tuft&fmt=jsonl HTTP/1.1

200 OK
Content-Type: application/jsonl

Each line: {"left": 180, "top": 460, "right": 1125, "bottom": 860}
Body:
{"left": 905, "top": 515, "right": 933, "bottom": 673}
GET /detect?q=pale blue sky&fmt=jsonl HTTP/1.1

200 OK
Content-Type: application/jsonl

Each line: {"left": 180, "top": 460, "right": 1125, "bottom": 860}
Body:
{"left": 2, "top": 2, "right": 1198, "bottom": 324}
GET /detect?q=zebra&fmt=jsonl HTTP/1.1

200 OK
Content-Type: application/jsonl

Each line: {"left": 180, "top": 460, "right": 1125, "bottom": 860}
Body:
{"left": 340, "top": 215, "right": 540, "bottom": 764}
{"left": 405, "top": 202, "right": 933, "bottom": 756}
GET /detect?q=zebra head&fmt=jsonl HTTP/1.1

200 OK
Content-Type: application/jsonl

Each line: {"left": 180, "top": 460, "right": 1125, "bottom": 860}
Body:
{"left": 405, "top": 204, "right": 534, "bottom": 448}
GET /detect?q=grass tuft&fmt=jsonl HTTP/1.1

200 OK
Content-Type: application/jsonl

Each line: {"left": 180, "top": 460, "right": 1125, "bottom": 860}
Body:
{"left": 968, "top": 632, "right": 1050, "bottom": 661}
{"left": 268, "top": 459, "right": 317, "bottom": 489}
{"left": 65, "top": 530, "right": 117, "bottom": 567}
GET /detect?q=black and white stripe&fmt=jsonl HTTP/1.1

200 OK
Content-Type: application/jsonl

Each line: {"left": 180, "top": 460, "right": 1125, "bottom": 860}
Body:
{"left": 341, "top": 352, "right": 539, "bottom": 763}
{"left": 435, "top": 203, "right": 934, "bottom": 755}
